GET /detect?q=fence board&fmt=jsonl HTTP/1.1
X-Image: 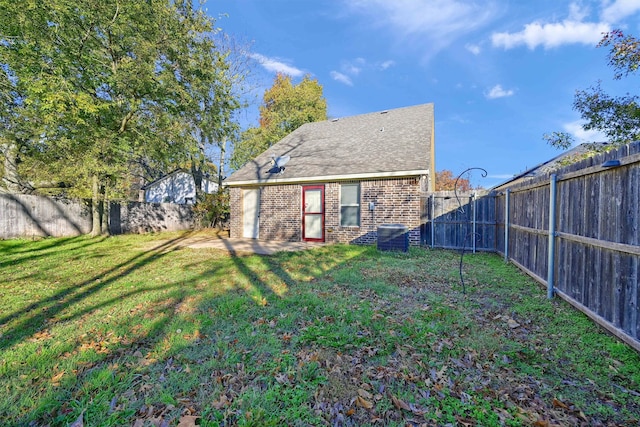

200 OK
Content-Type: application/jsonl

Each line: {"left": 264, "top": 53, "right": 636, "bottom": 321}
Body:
{"left": 0, "top": 194, "right": 194, "bottom": 239}
{"left": 426, "top": 142, "right": 640, "bottom": 351}
{"left": 421, "top": 191, "right": 496, "bottom": 251}
{"left": 0, "top": 194, "right": 91, "bottom": 238}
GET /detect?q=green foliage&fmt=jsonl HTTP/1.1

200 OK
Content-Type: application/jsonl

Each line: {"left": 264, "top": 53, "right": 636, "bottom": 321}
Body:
{"left": 0, "top": 0, "right": 241, "bottom": 233}
{"left": 543, "top": 131, "right": 575, "bottom": 150}
{"left": 231, "top": 73, "right": 327, "bottom": 169}
{"left": 600, "top": 29, "right": 640, "bottom": 79}
{"left": 192, "top": 188, "right": 230, "bottom": 228}
{"left": 574, "top": 82, "right": 640, "bottom": 145}
{"left": 259, "top": 73, "right": 327, "bottom": 141}
{"left": 545, "top": 30, "right": 640, "bottom": 150}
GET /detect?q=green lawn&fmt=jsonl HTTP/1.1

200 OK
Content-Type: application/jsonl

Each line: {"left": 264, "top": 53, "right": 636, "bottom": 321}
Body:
{"left": 1, "top": 230, "right": 639, "bottom": 426}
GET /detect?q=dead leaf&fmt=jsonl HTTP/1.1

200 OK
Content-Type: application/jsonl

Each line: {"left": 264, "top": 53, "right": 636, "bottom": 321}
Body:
{"left": 358, "top": 388, "right": 373, "bottom": 400}
{"left": 51, "top": 371, "right": 65, "bottom": 386}
{"left": 177, "top": 415, "right": 199, "bottom": 427}
{"left": 274, "top": 373, "right": 289, "bottom": 384}
{"left": 391, "top": 395, "right": 410, "bottom": 411}
{"left": 212, "top": 394, "right": 230, "bottom": 409}
{"left": 355, "top": 396, "right": 373, "bottom": 409}
{"left": 507, "top": 318, "right": 520, "bottom": 329}
{"left": 346, "top": 408, "right": 356, "bottom": 416}
{"left": 552, "top": 398, "right": 569, "bottom": 409}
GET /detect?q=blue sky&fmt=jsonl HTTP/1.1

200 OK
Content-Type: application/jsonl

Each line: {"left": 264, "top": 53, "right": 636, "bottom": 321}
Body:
{"left": 212, "top": 0, "right": 639, "bottom": 188}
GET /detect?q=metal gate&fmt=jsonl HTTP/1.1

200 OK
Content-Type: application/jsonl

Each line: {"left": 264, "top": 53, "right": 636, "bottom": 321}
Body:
{"left": 421, "top": 191, "right": 497, "bottom": 252}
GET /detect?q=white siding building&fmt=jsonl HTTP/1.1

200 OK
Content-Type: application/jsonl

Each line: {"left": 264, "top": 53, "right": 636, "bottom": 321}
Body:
{"left": 143, "top": 170, "right": 218, "bottom": 204}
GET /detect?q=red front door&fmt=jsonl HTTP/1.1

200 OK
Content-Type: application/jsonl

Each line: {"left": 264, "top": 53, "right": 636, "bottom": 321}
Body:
{"left": 302, "top": 186, "right": 324, "bottom": 242}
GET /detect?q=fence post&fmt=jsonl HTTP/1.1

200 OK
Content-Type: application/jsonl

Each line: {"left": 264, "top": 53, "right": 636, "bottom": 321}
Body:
{"left": 547, "top": 174, "right": 557, "bottom": 299}
{"left": 430, "top": 194, "right": 435, "bottom": 248}
{"left": 504, "top": 189, "right": 510, "bottom": 262}
{"left": 472, "top": 193, "right": 477, "bottom": 253}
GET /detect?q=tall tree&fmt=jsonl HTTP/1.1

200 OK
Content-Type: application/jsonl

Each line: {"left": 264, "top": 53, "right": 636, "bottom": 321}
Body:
{"left": 231, "top": 73, "right": 327, "bottom": 169}
{"left": 544, "top": 30, "right": 640, "bottom": 149}
{"left": 0, "top": 0, "right": 240, "bottom": 235}
{"left": 435, "top": 170, "right": 472, "bottom": 191}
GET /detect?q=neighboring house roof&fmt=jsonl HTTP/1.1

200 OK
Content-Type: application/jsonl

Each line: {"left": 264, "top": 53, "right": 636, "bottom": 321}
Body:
{"left": 225, "top": 103, "right": 434, "bottom": 186}
{"left": 492, "top": 142, "right": 610, "bottom": 190}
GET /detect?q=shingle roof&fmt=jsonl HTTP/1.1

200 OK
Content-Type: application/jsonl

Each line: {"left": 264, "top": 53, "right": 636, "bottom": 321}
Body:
{"left": 225, "top": 103, "right": 434, "bottom": 185}
{"left": 492, "top": 142, "right": 611, "bottom": 190}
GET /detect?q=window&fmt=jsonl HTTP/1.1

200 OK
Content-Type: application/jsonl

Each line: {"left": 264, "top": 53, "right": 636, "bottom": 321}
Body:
{"left": 340, "top": 183, "right": 360, "bottom": 227}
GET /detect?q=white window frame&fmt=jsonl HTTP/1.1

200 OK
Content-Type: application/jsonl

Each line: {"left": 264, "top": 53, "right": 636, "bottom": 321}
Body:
{"left": 339, "top": 183, "right": 360, "bottom": 227}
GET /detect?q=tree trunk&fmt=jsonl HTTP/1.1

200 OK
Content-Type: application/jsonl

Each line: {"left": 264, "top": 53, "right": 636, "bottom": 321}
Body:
{"left": 218, "top": 137, "right": 226, "bottom": 187}
{"left": 191, "top": 164, "right": 203, "bottom": 201}
{"left": 191, "top": 133, "right": 207, "bottom": 201}
{"left": 101, "top": 183, "right": 110, "bottom": 235}
{"left": 91, "top": 174, "right": 102, "bottom": 236}
{"left": 1, "top": 142, "right": 23, "bottom": 193}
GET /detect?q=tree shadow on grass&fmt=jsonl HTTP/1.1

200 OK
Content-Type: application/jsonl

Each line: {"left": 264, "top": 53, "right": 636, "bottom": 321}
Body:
{"left": 0, "top": 235, "right": 108, "bottom": 271}
{"left": 218, "top": 239, "right": 296, "bottom": 303}
{"left": 0, "top": 231, "right": 198, "bottom": 351}
{"left": 6, "top": 286, "right": 192, "bottom": 426}
{"left": 1, "top": 236, "right": 369, "bottom": 426}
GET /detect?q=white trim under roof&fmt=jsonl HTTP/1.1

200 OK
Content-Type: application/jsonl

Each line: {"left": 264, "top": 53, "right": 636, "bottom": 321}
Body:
{"left": 225, "top": 169, "right": 429, "bottom": 187}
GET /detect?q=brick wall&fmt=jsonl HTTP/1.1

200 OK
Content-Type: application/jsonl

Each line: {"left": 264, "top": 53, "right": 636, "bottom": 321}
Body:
{"left": 324, "top": 178, "right": 421, "bottom": 245}
{"left": 259, "top": 185, "right": 302, "bottom": 241}
{"left": 229, "top": 177, "right": 422, "bottom": 245}
{"left": 229, "top": 187, "right": 242, "bottom": 238}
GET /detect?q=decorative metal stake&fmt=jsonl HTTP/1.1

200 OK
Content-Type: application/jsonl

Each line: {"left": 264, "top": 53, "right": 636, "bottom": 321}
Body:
{"left": 454, "top": 167, "right": 488, "bottom": 295}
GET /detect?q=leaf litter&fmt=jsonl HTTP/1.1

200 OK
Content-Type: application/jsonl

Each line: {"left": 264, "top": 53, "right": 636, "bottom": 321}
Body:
{"left": 10, "top": 246, "right": 640, "bottom": 426}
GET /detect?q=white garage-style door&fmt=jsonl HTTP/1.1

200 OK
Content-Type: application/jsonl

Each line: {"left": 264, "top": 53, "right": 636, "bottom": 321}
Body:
{"left": 242, "top": 188, "right": 260, "bottom": 239}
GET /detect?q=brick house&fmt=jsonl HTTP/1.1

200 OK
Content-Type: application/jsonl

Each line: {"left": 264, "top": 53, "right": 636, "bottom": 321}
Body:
{"left": 224, "top": 103, "right": 435, "bottom": 245}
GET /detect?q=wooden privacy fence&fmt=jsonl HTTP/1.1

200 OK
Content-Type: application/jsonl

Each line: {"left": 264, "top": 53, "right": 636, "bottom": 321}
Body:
{"left": 0, "top": 194, "right": 195, "bottom": 239}
{"left": 0, "top": 193, "right": 92, "bottom": 238}
{"left": 422, "top": 142, "right": 640, "bottom": 351}
{"left": 421, "top": 191, "right": 496, "bottom": 251}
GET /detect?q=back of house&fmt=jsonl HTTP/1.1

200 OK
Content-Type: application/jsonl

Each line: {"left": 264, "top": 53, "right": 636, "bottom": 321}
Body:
{"left": 224, "top": 103, "right": 435, "bottom": 245}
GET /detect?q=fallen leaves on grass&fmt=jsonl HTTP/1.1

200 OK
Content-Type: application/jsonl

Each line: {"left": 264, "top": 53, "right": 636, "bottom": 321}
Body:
{"left": 176, "top": 415, "right": 199, "bottom": 427}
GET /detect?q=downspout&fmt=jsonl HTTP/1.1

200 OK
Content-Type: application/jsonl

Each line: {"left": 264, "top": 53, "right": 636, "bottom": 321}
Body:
{"left": 504, "top": 188, "right": 510, "bottom": 262}
{"left": 430, "top": 194, "right": 435, "bottom": 248}
{"left": 547, "top": 174, "right": 558, "bottom": 299}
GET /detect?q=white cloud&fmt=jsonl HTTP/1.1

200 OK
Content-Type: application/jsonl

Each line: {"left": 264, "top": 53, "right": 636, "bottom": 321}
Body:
{"left": 330, "top": 71, "right": 353, "bottom": 86}
{"left": 379, "top": 60, "right": 396, "bottom": 70}
{"left": 345, "top": 0, "right": 498, "bottom": 59}
{"left": 492, "top": 20, "right": 610, "bottom": 50}
{"left": 563, "top": 120, "right": 608, "bottom": 144}
{"left": 601, "top": 0, "right": 640, "bottom": 23}
{"left": 248, "top": 53, "right": 304, "bottom": 77}
{"left": 465, "top": 43, "right": 481, "bottom": 55}
{"left": 485, "top": 84, "right": 514, "bottom": 99}
{"left": 330, "top": 58, "right": 394, "bottom": 86}
{"left": 341, "top": 58, "right": 365, "bottom": 76}
{"left": 491, "top": 2, "right": 617, "bottom": 50}
{"left": 568, "top": 2, "right": 590, "bottom": 22}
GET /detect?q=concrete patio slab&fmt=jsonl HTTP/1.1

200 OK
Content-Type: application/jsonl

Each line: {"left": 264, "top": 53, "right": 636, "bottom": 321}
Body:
{"left": 184, "top": 238, "right": 326, "bottom": 255}
{"left": 146, "top": 234, "right": 326, "bottom": 255}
